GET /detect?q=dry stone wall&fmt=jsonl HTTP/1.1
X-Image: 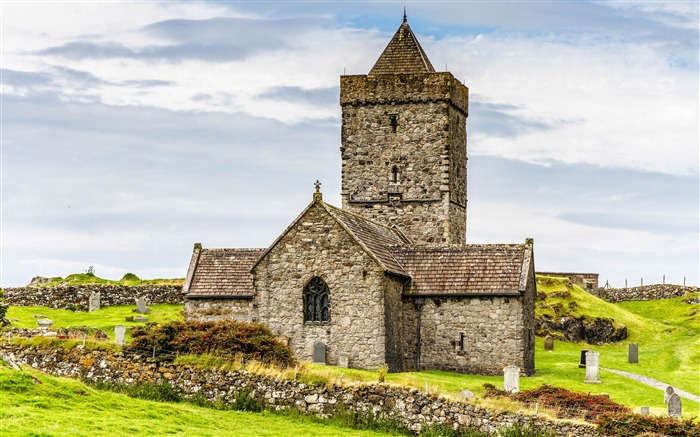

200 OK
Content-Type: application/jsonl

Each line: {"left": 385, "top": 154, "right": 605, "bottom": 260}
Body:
{"left": 600, "top": 285, "right": 699, "bottom": 303}
{"left": 0, "top": 344, "right": 599, "bottom": 437}
{"left": 3, "top": 284, "right": 183, "bottom": 311}
{"left": 184, "top": 298, "right": 253, "bottom": 322}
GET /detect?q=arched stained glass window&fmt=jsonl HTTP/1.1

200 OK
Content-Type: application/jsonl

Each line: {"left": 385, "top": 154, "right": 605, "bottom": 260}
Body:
{"left": 304, "top": 277, "right": 330, "bottom": 323}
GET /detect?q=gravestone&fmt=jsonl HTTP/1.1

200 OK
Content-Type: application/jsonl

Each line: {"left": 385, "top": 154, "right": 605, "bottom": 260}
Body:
{"left": 88, "top": 292, "right": 101, "bottom": 312}
{"left": 313, "top": 342, "right": 326, "bottom": 364}
{"left": 503, "top": 365, "right": 520, "bottom": 393}
{"left": 135, "top": 297, "right": 150, "bottom": 314}
{"left": 36, "top": 319, "right": 53, "bottom": 331}
{"left": 664, "top": 386, "right": 675, "bottom": 404}
{"left": 134, "top": 316, "right": 148, "bottom": 323}
{"left": 579, "top": 349, "right": 589, "bottom": 368}
{"left": 639, "top": 406, "right": 649, "bottom": 415}
{"left": 544, "top": 336, "right": 554, "bottom": 351}
{"left": 114, "top": 325, "right": 126, "bottom": 346}
{"left": 628, "top": 343, "right": 638, "bottom": 364}
{"left": 276, "top": 336, "right": 289, "bottom": 346}
{"left": 668, "top": 393, "right": 682, "bottom": 418}
{"left": 338, "top": 352, "right": 349, "bottom": 368}
{"left": 459, "top": 389, "right": 474, "bottom": 400}
{"left": 584, "top": 351, "right": 602, "bottom": 384}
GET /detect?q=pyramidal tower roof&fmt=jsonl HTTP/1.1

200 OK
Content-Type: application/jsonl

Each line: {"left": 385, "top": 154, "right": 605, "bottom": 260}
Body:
{"left": 369, "top": 14, "right": 436, "bottom": 75}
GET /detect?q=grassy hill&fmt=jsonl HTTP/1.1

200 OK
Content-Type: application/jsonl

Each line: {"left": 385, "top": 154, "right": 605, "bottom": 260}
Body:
{"left": 26, "top": 272, "right": 184, "bottom": 288}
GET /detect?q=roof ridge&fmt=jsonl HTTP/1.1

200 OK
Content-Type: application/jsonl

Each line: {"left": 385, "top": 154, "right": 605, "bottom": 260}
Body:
{"left": 323, "top": 203, "right": 408, "bottom": 239}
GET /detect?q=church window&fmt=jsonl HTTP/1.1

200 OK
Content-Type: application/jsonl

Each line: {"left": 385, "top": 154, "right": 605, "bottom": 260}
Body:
{"left": 391, "top": 165, "right": 398, "bottom": 182}
{"left": 389, "top": 114, "right": 398, "bottom": 133}
{"left": 304, "top": 277, "right": 330, "bottom": 323}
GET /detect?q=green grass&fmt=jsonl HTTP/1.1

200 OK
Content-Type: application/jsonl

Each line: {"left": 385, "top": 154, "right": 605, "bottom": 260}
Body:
{"left": 6, "top": 304, "right": 184, "bottom": 340}
{"left": 0, "top": 363, "right": 401, "bottom": 437}
{"left": 24, "top": 272, "right": 183, "bottom": 288}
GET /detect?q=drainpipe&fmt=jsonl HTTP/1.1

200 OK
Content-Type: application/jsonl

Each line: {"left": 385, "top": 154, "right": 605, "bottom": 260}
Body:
{"left": 413, "top": 298, "right": 424, "bottom": 371}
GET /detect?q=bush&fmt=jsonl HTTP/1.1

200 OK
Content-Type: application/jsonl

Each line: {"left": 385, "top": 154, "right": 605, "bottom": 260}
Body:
{"left": 0, "top": 289, "right": 9, "bottom": 326}
{"left": 128, "top": 320, "right": 296, "bottom": 367}
{"left": 483, "top": 383, "right": 628, "bottom": 421}
{"left": 595, "top": 412, "right": 700, "bottom": 437}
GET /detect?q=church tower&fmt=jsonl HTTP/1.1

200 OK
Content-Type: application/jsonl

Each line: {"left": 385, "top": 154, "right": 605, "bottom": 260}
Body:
{"left": 339, "top": 16, "right": 469, "bottom": 245}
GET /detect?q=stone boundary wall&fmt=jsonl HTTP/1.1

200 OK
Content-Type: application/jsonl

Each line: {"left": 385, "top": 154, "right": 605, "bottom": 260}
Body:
{"left": 599, "top": 285, "right": 700, "bottom": 303}
{"left": 3, "top": 285, "right": 183, "bottom": 311}
{"left": 0, "top": 344, "right": 598, "bottom": 437}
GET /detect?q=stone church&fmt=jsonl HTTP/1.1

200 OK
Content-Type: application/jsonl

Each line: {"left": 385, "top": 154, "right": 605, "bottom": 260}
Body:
{"left": 182, "top": 17, "right": 536, "bottom": 376}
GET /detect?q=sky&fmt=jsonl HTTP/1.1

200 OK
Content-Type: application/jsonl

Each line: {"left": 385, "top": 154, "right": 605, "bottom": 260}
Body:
{"left": 1, "top": 1, "right": 698, "bottom": 288}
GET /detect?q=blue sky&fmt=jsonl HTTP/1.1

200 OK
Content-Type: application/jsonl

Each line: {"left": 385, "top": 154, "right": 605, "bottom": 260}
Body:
{"left": 1, "top": 1, "right": 698, "bottom": 287}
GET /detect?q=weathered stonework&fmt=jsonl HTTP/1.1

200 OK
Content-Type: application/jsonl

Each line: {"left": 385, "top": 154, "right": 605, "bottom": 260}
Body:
{"left": 340, "top": 72, "right": 468, "bottom": 245}
{"left": 4, "top": 284, "right": 183, "bottom": 311}
{"left": 599, "top": 284, "right": 699, "bottom": 303}
{"left": 184, "top": 298, "right": 253, "bottom": 322}
{"left": 253, "top": 201, "right": 399, "bottom": 370}
{"left": 1, "top": 344, "right": 598, "bottom": 437}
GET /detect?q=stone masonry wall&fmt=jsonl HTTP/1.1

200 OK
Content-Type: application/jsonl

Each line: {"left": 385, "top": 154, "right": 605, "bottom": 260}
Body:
{"left": 253, "top": 202, "right": 389, "bottom": 370}
{"left": 4, "top": 284, "right": 183, "bottom": 311}
{"left": 184, "top": 298, "right": 253, "bottom": 322}
{"left": 401, "top": 296, "right": 529, "bottom": 376}
{"left": 340, "top": 72, "right": 468, "bottom": 245}
{"left": 0, "top": 344, "right": 599, "bottom": 437}
{"left": 600, "top": 284, "right": 699, "bottom": 303}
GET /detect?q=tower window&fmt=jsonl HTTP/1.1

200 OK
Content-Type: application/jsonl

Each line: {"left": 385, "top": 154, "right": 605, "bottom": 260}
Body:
{"left": 389, "top": 114, "right": 398, "bottom": 133}
{"left": 391, "top": 165, "right": 398, "bottom": 182}
{"left": 303, "top": 277, "right": 330, "bottom": 323}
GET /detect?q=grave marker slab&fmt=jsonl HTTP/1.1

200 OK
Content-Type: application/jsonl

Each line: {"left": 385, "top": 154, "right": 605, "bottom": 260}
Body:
{"left": 664, "top": 386, "right": 675, "bottom": 404}
{"left": 134, "top": 316, "right": 148, "bottom": 323}
{"left": 503, "top": 366, "right": 520, "bottom": 393}
{"left": 114, "top": 325, "right": 126, "bottom": 346}
{"left": 579, "top": 349, "right": 589, "bottom": 368}
{"left": 313, "top": 342, "right": 326, "bottom": 364}
{"left": 89, "top": 292, "right": 101, "bottom": 312}
{"left": 338, "top": 352, "right": 349, "bottom": 369}
{"left": 668, "top": 393, "right": 682, "bottom": 418}
{"left": 135, "top": 297, "right": 150, "bottom": 314}
{"left": 628, "top": 343, "right": 638, "bottom": 364}
{"left": 639, "top": 406, "right": 649, "bottom": 415}
{"left": 544, "top": 336, "right": 554, "bottom": 351}
{"left": 584, "top": 351, "right": 602, "bottom": 384}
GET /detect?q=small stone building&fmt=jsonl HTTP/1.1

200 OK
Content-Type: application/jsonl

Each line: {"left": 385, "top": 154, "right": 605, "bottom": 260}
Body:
{"left": 183, "top": 17, "right": 536, "bottom": 376}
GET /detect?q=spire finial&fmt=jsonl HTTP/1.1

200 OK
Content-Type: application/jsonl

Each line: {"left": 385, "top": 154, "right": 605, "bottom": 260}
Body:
{"left": 403, "top": 7, "right": 407, "bottom": 23}
{"left": 313, "top": 180, "right": 323, "bottom": 201}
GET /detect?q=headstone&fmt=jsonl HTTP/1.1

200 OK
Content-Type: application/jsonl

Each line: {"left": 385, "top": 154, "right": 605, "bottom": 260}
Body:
{"left": 579, "top": 349, "right": 589, "bottom": 368}
{"left": 628, "top": 343, "right": 638, "bottom": 364}
{"left": 668, "top": 393, "right": 682, "bottom": 418}
{"left": 313, "top": 342, "right": 326, "bottom": 364}
{"left": 135, "top": 297, "right": 150, "bottom": 314}
{"left": 276, "top": 336, "right": 289, "bottom": 346}
{"left": 503, "top": 365, "right": 520, "bottom": 393}
{"left": 338, "top": 352, "right": 349, "bottom": 368}
{"left": 639, "top": 406, "right": 649, "bottom": 415}
{"left": 89, "top": 292, "right": 101, "bottom": 312}
{"left": 459, "top": 389, "right": 475, "bottom": 400}
{"left": 134, "top": 316, "right": 148, "bottom": 323}
{"left": 36, "top": 318, "right": 54, "bottom": 330}
{"left": 544, "top": 336, "right": 554, "bottom": 351}
{"left": 664, "top": 386, "right": 675, "bottom": 404}
{"left": 584, "top": 351, "right": 602, "bottom": 384}
{"left": 114, "top": 325, "right": 126, "bottom": 346}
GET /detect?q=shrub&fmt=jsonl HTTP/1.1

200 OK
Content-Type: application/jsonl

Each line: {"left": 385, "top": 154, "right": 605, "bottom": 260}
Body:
{"left": 595, "top": 412, "right": 700, "bottom": 437}
{"left": 0, "top": 289, "right": 8, "bottom": 326}
{"left": 128, "top": 320, "right": 296, "bottom": 367}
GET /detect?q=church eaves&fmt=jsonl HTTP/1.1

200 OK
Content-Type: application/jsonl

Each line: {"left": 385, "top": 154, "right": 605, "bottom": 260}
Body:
{"left": 369, "top": 17, "right": 436, "bottom": 75}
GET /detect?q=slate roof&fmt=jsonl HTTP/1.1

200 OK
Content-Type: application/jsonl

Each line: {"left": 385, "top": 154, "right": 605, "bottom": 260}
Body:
{"left": 185, "top": 248, "right": 263, "bottom": 298}
{"left": 393, "top": 244, "right": 530, "bottom": 296}
{"left": 323, "top": 203, "right": 408, "bottom": 277}
{"left": 369, "top": 19, "right": 435, "bottom": 75}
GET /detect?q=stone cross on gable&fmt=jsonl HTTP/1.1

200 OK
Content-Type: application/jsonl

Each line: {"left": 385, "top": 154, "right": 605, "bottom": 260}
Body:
{"left": 313, "top": 180, "right": 323, "bottom": 201}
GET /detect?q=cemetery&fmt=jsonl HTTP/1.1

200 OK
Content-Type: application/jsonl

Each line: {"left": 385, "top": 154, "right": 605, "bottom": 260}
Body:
{"left": 1, "top": 275, "right": 699, "bottom": 436}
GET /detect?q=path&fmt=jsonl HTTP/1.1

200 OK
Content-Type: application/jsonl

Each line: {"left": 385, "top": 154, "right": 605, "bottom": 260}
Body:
{"left": 603, "top": 367, "right": 700, "bottom": 403}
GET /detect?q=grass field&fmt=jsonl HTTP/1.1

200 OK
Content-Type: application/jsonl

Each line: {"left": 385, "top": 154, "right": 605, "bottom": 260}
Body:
{"left": 0, "top": 362, "right": 403, "bottom": 437}
{"left": 23, "top": 272, "right": 183, "bottom": 288}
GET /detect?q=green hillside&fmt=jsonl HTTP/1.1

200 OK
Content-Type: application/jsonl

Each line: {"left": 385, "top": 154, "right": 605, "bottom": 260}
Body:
{"left": 26, "top": 272, "right": 184, "bottom": 288}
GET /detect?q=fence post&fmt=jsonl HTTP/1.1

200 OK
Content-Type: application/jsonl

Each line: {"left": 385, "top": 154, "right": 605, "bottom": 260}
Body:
{"left": 684, "top": 277, "right": 686, "bottom": 286}
{"left": 641, "top": 277, "right": 643, "bottom": 286}
{"left": 152, "top": 346, "right": 156, "bottom": 358}
{"left": 663, "top": 274, "right": 665, "bottom": 284}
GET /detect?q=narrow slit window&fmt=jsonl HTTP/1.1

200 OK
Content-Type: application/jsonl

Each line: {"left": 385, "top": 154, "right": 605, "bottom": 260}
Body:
{"left": 389, "top": 114, "right": 398, "bottom": 133}
{"left": 391, "top": 165, "right": 398, "bottom": 182}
